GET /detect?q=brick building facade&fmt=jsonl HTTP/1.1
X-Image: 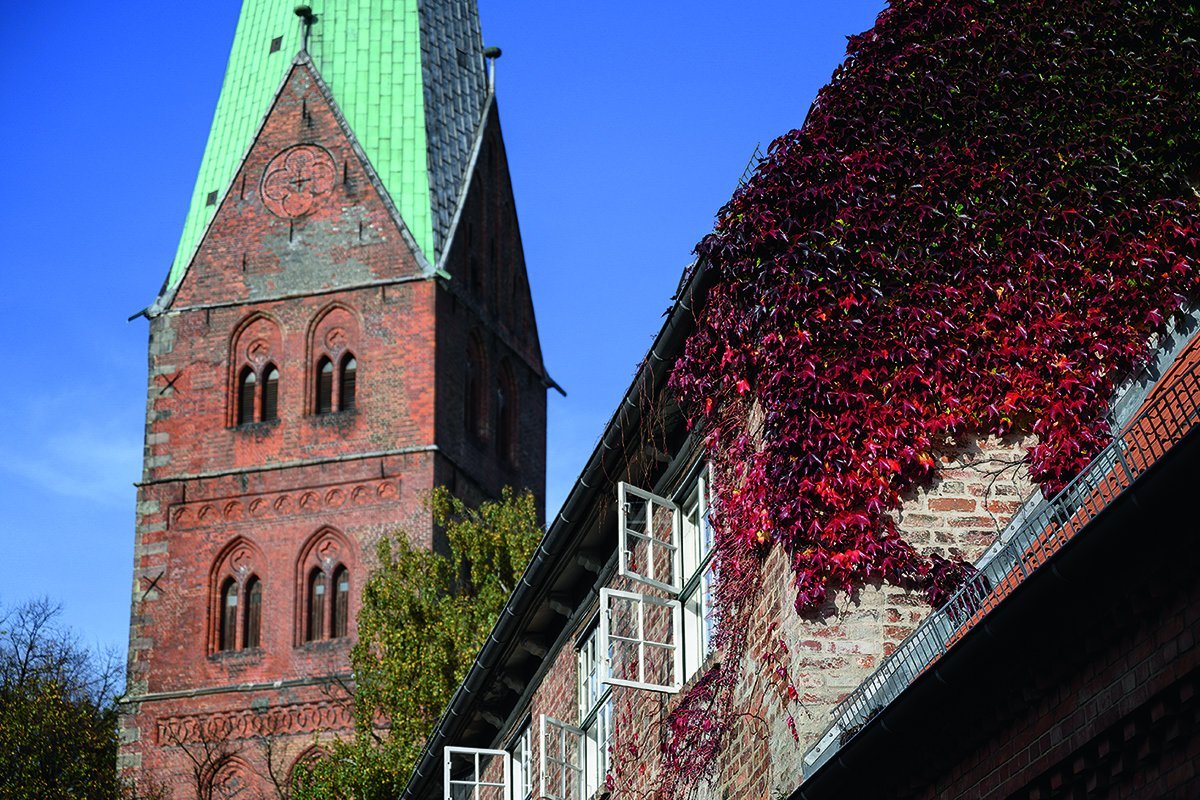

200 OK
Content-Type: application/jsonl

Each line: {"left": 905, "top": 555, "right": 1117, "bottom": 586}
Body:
{"left": 119, "top": 2, "right": 552, "bottom": 796}
{"left": 399, "top": 264, "right": 1200, "bottom": 800}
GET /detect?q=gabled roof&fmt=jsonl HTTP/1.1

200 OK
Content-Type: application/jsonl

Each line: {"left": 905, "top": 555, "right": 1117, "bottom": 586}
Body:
{"left": 165, "top": 0, "right": 488, "bottom": 291}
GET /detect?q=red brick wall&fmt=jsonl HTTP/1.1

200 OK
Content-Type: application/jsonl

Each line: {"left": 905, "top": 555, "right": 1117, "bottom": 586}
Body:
{"left": 436, "top": 101, "right": 547, "bottom": 518}
{"left": 892, "top": 506, "right": 1200, "bottom": 800}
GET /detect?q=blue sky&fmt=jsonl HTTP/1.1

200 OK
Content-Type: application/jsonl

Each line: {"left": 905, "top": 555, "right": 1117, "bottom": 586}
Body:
{"left": 0, "top": 1, "right": 886, "bottom": 663}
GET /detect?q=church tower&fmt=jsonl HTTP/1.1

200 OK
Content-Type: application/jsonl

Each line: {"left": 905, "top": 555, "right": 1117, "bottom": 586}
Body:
{"left": 119, "top": 1, "right": 550, "bottom": 794}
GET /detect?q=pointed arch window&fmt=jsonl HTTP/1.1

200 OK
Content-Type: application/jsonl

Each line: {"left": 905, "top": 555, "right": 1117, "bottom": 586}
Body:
{"left": 212, "top": 540, "right": 268, "bottom": 655}
{"left": 497, "top": 362, "right": 518, "bottom": 466}
{"left": 339, "top": 355, "right": 357, "bottom": 411}
{"left": 231, "top": 315, "right": 283, "bottom": 428}
{"left": 316, "top": 358, "right": 334, "bottom": 415}
{"left": 237, "top": 368, "right": 257, "bottom": 426}
{"left": 297, "top": 529, "right": 355, "bottom": 645}
{"left": 244, "top": 577, "right": 263, "bottom": 649}
{"left": 235, "top": 364, "right": 281, "bottom": 426}
{"left": 219, "top": 579, "right": 238, "bottom": 652}
{"left": 307, "top": 569, "right": 327, "bottom": 642}
{"left": 466, "top": 337, "right": 487, "bottom": 441}
{"left": 261, "top": 366, "right": 279, "bottom": 422}
{"left": 332, "top": 566, "right": 350, "bottom": 639}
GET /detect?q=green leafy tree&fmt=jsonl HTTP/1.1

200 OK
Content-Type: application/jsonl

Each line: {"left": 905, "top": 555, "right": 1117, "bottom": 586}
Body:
{"left": 0, "top": 598, "right": 125, "bottom": 800}
{"left": 293, "top": 487, "right": 542, "bottom": 799}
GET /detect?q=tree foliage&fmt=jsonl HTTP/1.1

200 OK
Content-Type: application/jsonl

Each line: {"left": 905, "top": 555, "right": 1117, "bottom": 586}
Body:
{"left": 293, "top": 487, "right": 542, "bottom": 799}
{"left": 0, "top": 598, "right": 125, "bottom": 799}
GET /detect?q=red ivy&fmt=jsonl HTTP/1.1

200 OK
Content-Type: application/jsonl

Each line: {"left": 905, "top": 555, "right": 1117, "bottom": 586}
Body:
{"left": 672, "top": 0, "right": 1200, "bottom": 616}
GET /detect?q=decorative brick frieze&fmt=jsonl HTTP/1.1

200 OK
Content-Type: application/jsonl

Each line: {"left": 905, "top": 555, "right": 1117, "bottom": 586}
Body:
{"left": 156, "top": 700, "right": 353, "bottom": 744}
{"left": 167, "top": 478, "right": 401, "bottom": 530}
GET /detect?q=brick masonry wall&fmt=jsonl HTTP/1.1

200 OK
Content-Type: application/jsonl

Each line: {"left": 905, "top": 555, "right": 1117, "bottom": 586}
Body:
{"left": 498, "top": 435, "right": 1035, "bottom": 800}
{"left": 436, "top": 101, "right": 548, "bottom": 519}
{"left": 906, "top": 577, "right": 1200, "bottom": 799}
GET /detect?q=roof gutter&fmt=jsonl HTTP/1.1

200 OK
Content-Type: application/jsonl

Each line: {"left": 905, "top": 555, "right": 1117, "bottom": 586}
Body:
{"left": 400, "top": 259, "right": 711, "bottom": 799}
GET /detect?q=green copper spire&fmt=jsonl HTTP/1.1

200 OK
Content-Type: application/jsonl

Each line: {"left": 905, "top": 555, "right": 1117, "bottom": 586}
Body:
{"left": 165, "top": 0, "right": 488, "bottom": 290}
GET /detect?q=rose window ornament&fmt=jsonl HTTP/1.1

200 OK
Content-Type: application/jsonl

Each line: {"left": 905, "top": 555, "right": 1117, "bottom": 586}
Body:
{"left": 260, "top": 145, "right": 336, "bottom": 218}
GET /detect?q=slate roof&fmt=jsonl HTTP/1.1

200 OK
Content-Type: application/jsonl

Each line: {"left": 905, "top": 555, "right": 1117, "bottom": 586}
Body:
{"left": 164, "top": 0, "right": 488, "bottom": 291}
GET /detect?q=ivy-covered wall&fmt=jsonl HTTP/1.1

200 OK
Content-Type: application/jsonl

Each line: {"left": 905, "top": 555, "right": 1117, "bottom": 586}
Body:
{"left": 659, "top": 0, "right": 1200, "bottom": 792}
{"left": 601, "top": 436, "right": 1033, "bottom": 798}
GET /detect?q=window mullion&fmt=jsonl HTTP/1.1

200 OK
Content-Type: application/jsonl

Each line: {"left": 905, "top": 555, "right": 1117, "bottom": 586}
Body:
{"left": 636, "top": 593, "right": 647, "bottom": 686}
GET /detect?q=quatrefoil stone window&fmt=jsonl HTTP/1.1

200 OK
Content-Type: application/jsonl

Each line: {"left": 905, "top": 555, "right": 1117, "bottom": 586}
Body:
{"left": 260, "top": 144, "right": 336, "bottom": 218}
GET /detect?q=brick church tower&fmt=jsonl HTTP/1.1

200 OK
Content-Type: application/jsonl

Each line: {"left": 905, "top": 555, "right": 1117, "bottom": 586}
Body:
{"left": 119, "top": 1, "right": 550, "bottom": 794}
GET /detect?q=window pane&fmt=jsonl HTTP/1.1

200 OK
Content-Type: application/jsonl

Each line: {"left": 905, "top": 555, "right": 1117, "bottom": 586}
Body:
{"left": 332, "top": 567, "right": 350, "bottom": 638}
{"left": 497, "top": 367, "right": 517, "bottom": 464}
{"left": 584, "top": 698, "right": 612, "bottom": 797}
{"left": 339, "top": 356, "right": 357, "bottom": 411}
{"left": 465, "top": 341, "right": 485, "bottom": 439}
{"left": 510, "top": 725, "right": 532, "bottom": 800}
{"left": 308, "top": 569, "right": 326, "bottom": 641}
{"left": 444, "top": 748, "right": 511, "bottom": 800}
{"left": 219, "top": 579, "right": 237, "bottom": 651}
{"left": 244, "top": 577, "right": 262, "bottom": 649}
{"left": 600, "top": 588, "right": 681, "bottom": 692}
{"left": 701, "top": 560, "right": 717, "bottom": 656}
{"left": 261, "top": 366, "right": 279, "bottom": 422}
{"left": 617, "top": 483, "right": 681, "bottom": 593}
{"left": 540, "top": 717, "right": 583, "bottom": 800}
{"left": 237, "top": 368, "right": 256, "bottom": 425}
{"left": 578, "top": 626, "right": 602, "bottom": 717}
{"left": 316, "top": 358, "right": 334, "bottom": 414}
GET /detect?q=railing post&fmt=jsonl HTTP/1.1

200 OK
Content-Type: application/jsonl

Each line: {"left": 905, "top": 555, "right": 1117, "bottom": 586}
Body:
{"left": 1113, "top": 440, "right": 1135, "bottom": 485}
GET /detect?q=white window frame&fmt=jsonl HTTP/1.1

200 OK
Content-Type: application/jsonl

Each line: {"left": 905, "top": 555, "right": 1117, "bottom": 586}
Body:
{"left": 617, "top": 482, "right": 683, "bottom": 593}
{"left": 680, "top": 469, "right": 717, "bottom": 678}
{"left": 578, "top": 623, "right": 613, "bottom": 796}
{"left": 600, "top": 587, "right": 683, "bottom": 692}
{"left": 539, "top": 715, "right": 583, "bottom": 800}
{"left": 508, "top": 722, "right": 532, "bottom": 800}
{"left": 603, "top": 468, "right": 716, "bottom": 695}
{"left": 443, "top": 746, "right": 511, "bottom": 800}
{"left": 583, "top": 694, "right": 613, "bottom": 798}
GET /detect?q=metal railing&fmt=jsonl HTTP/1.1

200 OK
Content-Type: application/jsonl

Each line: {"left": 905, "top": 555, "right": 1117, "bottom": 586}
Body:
{"left": 803, "top": 355, "right": 1200, "bottom": 774}
{"left": 734, "top": 144, "right": 765, "bottom": 192}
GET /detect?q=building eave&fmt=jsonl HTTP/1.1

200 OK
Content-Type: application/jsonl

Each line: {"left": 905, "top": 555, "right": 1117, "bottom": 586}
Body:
{"left": 400, "top": 259, "right": 713, "bottom": 799}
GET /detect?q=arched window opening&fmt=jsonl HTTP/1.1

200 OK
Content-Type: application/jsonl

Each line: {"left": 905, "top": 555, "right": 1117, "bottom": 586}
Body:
{"left": 219, "top": 578, "right": 238, "bottom": 652}
{"left": 261, "top": 365, "right": 279, "bottom": 422}
{"left": 470, "top": 255, "right": 482, "bottom": 296}
{"left": 497, "top": 365, "right": 517, "bottom": 466}
{"left": 316, "top": 358, "right": 334, "bottom": 415}
{"left": 332, "top": 566, "right": 350, "bottom": 639}
{"left": 244, "top": 577, "right": 262, "bottom": 649}
{"left": 465, "top": 339, "right": 486, "bottom": 441}
{"left": 339, "top": 355, "right": 357, "bottom": 411}
{"left": 307, "top": 569, "right": 327, "bottom": 641}
{"left": 237, "top": 368, "right": 257, "bottom": 425}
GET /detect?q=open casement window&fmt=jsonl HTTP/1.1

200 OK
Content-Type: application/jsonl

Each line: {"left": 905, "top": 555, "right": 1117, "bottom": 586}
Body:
{"left": 600, "top": 587, "right": 683, "bottom": 692}
{"left": 617, "top": 482, "right": 682, "bottom": 593}
{"left": 539, "top": 715, "right": 584, "bottom": 800}
{"left": 443, "top": 747, "right": 511, "bottom": 800}
{"left": 681, "top": 469, "right": 718, "bottom": 677}
{"left": 509, "top": 723, "right": 532, "bottom": 800}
